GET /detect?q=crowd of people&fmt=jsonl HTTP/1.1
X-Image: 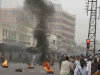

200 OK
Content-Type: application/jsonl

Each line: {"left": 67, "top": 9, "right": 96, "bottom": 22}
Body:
{"left": 59, "top": 55, "right": 100, "bottom": 75}
{"left": 1, "top": 52, "right": 100, "bottom": 75}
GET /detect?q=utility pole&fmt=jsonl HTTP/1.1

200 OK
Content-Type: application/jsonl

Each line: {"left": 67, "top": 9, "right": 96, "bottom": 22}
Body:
{"left": 0, "top": 0, "right": 1, "bottom": 25}
{"left": 85, "top": 0, "right": 100, "bottom": 57}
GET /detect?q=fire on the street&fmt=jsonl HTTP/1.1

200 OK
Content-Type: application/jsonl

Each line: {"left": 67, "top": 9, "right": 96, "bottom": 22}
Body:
{"left": 2, "top": 59, "right": 8, "bottom": 68}
{"left": 43, "top": 61, "right": 54, "bottom": 73}
{"left": 28, "top": 64, "right": 34, "bottom": 69}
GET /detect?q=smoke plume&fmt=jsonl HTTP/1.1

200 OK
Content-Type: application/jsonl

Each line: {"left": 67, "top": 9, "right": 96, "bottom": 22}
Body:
{"left": 25, "top": 0, "right": 55, "bottom": 62}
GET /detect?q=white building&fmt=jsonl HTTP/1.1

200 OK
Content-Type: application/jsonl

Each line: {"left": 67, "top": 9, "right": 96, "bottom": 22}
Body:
{"left": 0, "top": 8, "right": 34, "bottom": 47}
{"left": 47, "top": 34, "right": 58, "bottom": 50}
{"left": 48, "top": 4, "right": 76, "bottom": 51}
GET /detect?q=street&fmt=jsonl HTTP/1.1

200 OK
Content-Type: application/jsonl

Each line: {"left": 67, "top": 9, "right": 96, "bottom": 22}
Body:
{"left": 0, "top": 63, "right": 60, "bottom": 75}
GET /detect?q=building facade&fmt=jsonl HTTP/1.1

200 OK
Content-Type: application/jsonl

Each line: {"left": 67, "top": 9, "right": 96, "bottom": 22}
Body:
{"left": 0, "top": 8, "right": 34, "bottom": 47}
{"left": 47, "top": 33, "right": 62, "bottom": 52}
{"left": 0, "top": 4, "right": 76, "bottom": 53}
{"left": 48, "top": 4, "right": 76, "bottom": 51}
{"left": 25, "top": 4, "right": 76, "bottom": 52}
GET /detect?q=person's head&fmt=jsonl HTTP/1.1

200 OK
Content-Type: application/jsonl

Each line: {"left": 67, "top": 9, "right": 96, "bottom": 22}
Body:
{"left": 98, "top": 58, "right": 100, "bottom": 70}
{"left": 79, "top": 55, "right": 82, "bottom": 60}
{"left": 76, "top": 56, "right": 80, "bottom": 60}
{"left": 80, "top": 59, "right": 86, "bottom": 68}
{"left": 94, "top": 57, "right": 97, "bottom": 63}
{"left": 88, "top": 57, "right": 92, "bottom": 61}
{"left": 72, "top": 56, "right": 75, "bottom": 59}
{"left": 66, "top": 56, "right": 69, "bottom": 61}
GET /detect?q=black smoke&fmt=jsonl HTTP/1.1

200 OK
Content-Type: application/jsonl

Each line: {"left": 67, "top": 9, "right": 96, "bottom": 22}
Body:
{"left": 25, "top": 0, "right": 55, "bottom": 62}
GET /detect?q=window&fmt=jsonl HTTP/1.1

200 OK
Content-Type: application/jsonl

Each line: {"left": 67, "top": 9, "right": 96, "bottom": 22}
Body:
{"left": 22, "top": 34, "right": 23, "bottom": 41}
{"left": 12, "top": 31, "right": 14, "bottom": 39}
{"left": 25, "top": 35, "right": 27, "bottom": 41}
{"left": 9, "top": 30, "right": 10, "bottom": 37}
{"left": 53, "top": 40, "right": 55, "bottom": 45}
{"left": 62, "top": 13, "right": 75, "bottom": 22}
{"left": 14, "top": 32, "right": 16, "bottom": 39}
{"left": 3, "top": 29, "right": 8, "bottom": 37}
{"left": 55, "top": 12, "right": 62, "bottom": 16}
{"left": 5, "top": 29, "right": 7, "bottom": 37}
{"left": 19, "top": 34, "right": 21, "bottom": 40}
{"left": 23, "top": 34, "right": 25, "bottom": 41}
{"left": 3, "top": 29, "right": 5, "bottom": 37}
{"left": 27, "top": 36, "right": 30, "bottom": 41}
{"left": 29, "top": 36, "right": 30, "bottom": 41}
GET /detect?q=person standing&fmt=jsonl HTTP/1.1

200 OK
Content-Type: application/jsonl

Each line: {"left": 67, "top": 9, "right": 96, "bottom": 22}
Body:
{"left": 74, "top": 59, "right": 87, "bottom": 75}
{"left": 94, "top": 59, "right": 100, "bottom": 75}
{"left": 0, "top": 52, "right": 5, "bottom": 63}
{"left": 60, "top": 56, "right": 73, "bottom": 75}
{"left": 59, "top": 56, "right": 65, "bottom": 69}
{"left": 9, "top": 52, "right": 12, "bottom": 62}
{"left": 74, "top": 56, "right": 80, "bottom": 69}
{"left": 87, "top": 58, "right": 92, "bottom": 75}
{"left": 51, "top": 54, "right": 55, "bottom": 66}
{"left": 91, "top": 58, "right": 98, "bottom": 75}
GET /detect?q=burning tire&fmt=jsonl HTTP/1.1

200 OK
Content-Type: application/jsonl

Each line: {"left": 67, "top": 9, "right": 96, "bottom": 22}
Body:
{"left": 28, "top": 64, "right": 34, "bottom": 69}
{"left": 2, "top": 66, "right": 8, "bottom": 68}
{"left": 1, "top": 59, "right": 8, "bottom": 68}
{"left": 47, "top": 71, "right": 54, "bottom": 74}
{"left": 15, "top": 69, "right": 22, "bottom": 72}
{"left": 28, "top": 67, "right": 34, "bottom": 69}
{"left": 43, "top": 61, "right": 54, "bottom": 74}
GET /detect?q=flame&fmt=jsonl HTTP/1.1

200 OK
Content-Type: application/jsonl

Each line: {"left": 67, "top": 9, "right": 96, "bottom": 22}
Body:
{"left": 28, "top": 64, "right": 33, "bottom": 67}
{"left": 2, "top": 59, "right": 8, "bottom": 67}
{"left": 43, "top": 61, "right": 53, "bottom": 72}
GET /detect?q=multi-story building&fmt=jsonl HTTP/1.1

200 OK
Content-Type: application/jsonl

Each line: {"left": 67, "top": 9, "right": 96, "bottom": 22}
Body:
{"left": 25, "top": 4, "right": 76, "bottom": 52}
{"left": 48, "top": 4, "right": 76, "bottom": 50}
{"left": 0, "top": 4, "right": 75, "bottom": 53}
{"left": 0, "top": 8, "right": 34, "bottom": 48}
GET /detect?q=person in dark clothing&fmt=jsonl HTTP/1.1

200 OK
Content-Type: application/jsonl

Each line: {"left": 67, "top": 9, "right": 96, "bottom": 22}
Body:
{"left": 94, "top": 59, "right": 100, "bottom": 75}
{"left": 0, "top": 52, "right": 5, "bottom": 63}
{"left": 51, "top": 55, "right": 55, "bottom": 66}
{"left": 91, "top": 57, "right": 98, "bottom": 75}
{"left": 98, "top": 59, "right": 100, "bottom": 70}
{"left": 9, "top": 53, "right": 12, "bottom": 62}
{"left": 18, "top": 54, "right": 21, "bottom": 63}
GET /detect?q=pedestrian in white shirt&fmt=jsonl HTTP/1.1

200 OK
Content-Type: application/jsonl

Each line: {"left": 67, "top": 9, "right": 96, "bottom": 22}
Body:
{"left": 74, "top": 56, "right": 80, "bottom": 69}
{"left": 60, "top": 56, "right": 73, "bottom": 75}
{"left": 74, "top": 59, "right": 88, "bottom": 75}
{"left": 87, "top": 58, "right": 92, "bottom": 75}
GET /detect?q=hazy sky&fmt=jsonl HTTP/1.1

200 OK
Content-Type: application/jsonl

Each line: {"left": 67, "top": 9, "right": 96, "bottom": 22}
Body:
{"left": 1, "top": 0, "right": 100, "bottom": 44}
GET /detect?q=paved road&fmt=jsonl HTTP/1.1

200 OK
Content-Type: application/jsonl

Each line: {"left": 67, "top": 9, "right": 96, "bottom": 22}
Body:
{"left": 0, "top": 63, "right": 60, "bottom": 75}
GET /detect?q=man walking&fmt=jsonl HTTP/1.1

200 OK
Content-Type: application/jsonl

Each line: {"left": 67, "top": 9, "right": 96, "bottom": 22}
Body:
{"left": 60, "top": 56, "right": 73, "bottom": 75}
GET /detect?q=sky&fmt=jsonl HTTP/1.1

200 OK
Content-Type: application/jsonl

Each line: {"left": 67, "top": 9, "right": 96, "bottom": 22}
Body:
{"left": 1, "top": 0, "right": 100, "bottom": 44}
